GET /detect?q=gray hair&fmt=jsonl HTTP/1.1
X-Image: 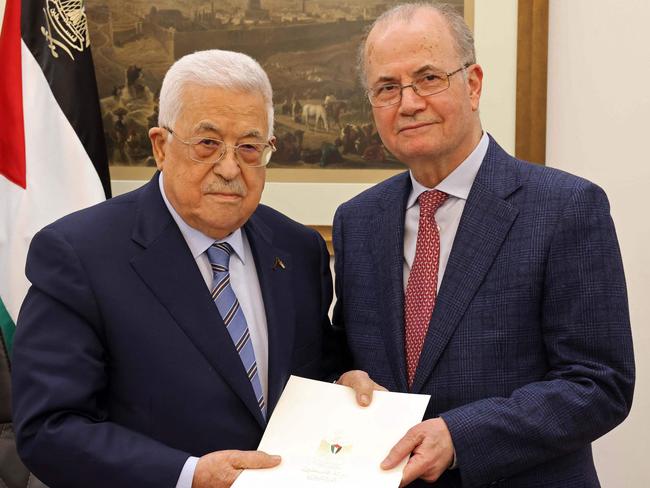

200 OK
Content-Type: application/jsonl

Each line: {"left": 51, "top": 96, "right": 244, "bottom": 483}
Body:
{"left": 158, "top": 49, "right": 274, "bottom": 137}
{"left": 357, "top": 2, "right": 476, "bottom": 88}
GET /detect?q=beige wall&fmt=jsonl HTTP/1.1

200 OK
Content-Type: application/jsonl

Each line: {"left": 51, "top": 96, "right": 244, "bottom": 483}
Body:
{"left": 547, "top": 1, "right": 650, "bottom": 486}
{"left": 474, "top": 0, "right": 518, "bottom": 154}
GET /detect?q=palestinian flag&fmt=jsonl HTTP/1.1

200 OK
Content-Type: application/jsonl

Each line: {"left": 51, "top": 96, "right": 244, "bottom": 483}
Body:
{"left": 0, "top": 0, "right": 111, "bottom": 353}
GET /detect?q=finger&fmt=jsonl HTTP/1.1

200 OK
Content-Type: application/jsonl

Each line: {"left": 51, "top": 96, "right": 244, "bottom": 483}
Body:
{"left": 338, "top": 370, "right": 378, "bottom": 406}
{"left": 338, "top": 370, "right": 388, "bottom": 393}
{"left": 381, "top": 432, "right": 421, "bottom": 469}
{"left": 234, "top": 450, "right": 282, "bottom": 469}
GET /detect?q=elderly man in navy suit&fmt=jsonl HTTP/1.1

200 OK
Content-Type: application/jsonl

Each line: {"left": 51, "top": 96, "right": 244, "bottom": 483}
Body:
{"left": 11, "top": 50, "right": 347, "bottom": 488}
{"left": 332, "top": 3, "right": 635, "bottom": 487}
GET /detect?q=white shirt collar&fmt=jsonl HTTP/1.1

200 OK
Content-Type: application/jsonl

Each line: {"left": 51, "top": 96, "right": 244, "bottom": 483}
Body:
{"left": 407, "top": 132, "right": 489, "bottom": 209}
{"left": 158, "top": 172, "right": 246, "bottom": 263}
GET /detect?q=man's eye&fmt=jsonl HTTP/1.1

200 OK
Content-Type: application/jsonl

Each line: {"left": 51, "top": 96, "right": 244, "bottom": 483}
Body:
{"left": 422, "top": 74, "right": 441, "bottom": 82}
{"left": 377, "top": 84, "right": 399, "bottom": 94}
{"left": 198, "top": 139, "right": 220, "bottom": 148}
{"left": 238, "top": 144, "right": 261, "bottom": 153}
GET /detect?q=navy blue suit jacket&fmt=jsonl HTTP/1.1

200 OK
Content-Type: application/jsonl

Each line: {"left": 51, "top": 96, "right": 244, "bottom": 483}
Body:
{"left": 12, "top": 174, "right": 340, "bottom": 487}
{"left": 332, "top": 137, "right": 634, "bottom": 488}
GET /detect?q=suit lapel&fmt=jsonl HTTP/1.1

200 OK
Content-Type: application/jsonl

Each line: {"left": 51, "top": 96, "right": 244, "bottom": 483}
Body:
{"left": 369, "top": 173, "right": 411, "bottom": 392}
{"left": 244, "top": 214, "right": 295, "bottom": 417}
{"left": 411, "top": 140, "right": 522, "bottom": 392}
{"left": 129, "top": 175, "right": 266, "bottom": 427}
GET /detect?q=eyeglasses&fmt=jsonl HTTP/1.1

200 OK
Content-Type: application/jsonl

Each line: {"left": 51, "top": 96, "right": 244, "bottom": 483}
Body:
{"left": 163, "top": 127, "right": 276, "bottom": 168}
{"left": 367, "top": 63, "right": 473, "bottom": 108}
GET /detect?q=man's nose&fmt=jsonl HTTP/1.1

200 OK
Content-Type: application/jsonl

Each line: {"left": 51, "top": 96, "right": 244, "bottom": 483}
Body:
{"left": 212, "top": 147, "right": 241, "bottom": 180}
{"left": 398, "top": 84, "right": 427, "bottom": 116}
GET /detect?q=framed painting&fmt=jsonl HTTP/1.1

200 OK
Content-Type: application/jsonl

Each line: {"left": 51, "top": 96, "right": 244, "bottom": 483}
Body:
{"left": 94, "top": 0, "right": 550, "bottom": 249}
{"left": 87, "top": 0, "right": 466, "bottom": 184}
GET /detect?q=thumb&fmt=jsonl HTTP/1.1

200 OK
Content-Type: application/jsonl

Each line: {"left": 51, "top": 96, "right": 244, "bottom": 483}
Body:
{"left": 381, "top": 434, "right": 418, "bottom": 470}
{"left": 339, "top": 370, "right": 379, "bottom": 407}
{"left": 235, "top": 450, "right": 282, "bottom": 469}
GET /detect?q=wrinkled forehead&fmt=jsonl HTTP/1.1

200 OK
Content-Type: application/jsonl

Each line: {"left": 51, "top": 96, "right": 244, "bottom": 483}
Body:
{"left": 364, "top": 12, "right": 459, "bottom": 80}
{"left": 176, "top": 84, "right": 269, "bottom": 136}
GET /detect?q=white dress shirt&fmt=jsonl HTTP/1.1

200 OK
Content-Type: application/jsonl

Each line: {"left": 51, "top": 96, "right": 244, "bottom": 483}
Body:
{"left": 403, "top": 132, "right": 489, "bottom": 292}
{"left": 403, "top": 132, "right": 488, "bottom": 471}
{"left": 158, "top": 174, "right": 269, "bottom": 488}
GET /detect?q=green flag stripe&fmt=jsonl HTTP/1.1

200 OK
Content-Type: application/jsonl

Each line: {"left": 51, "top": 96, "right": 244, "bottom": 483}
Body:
{"left": 0, "top": 297, "right": 16, "bottom": 355}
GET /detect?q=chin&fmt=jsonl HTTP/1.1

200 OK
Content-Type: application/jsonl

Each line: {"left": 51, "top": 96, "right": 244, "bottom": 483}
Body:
{"left": 202, "top": 222, "right": 241, "bottom": 239}
{"left": 396, "top": 144, "right": 441, "bottom": 162}
{"left": 191, "top": 209, "right": 243, "bottom": 236}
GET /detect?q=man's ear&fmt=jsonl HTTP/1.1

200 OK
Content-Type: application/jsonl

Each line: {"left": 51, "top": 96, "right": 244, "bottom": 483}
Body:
{"left": 466, "top": 64, "right": 483, "bottom": 112}
{"left": 149, "top": 127, "right": 168, "bottom": 170}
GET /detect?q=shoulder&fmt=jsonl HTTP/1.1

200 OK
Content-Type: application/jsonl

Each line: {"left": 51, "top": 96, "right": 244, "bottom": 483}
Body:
{"left": 523, "top": 160, "right": 596, "bottom": 193}
{"left": 518, "top": 160, "right": 609, "bottom": 213}
{"left": 33, "top": 183, "right": 148, "bottom": 250}
{"left": 335, "top": 171, "right": 409, "bottom": 218}
{"left": 482, "top": 137, "right": 607, "bottom": 207}
{"left": 251, "top": 203, "right": 324, "bottom": 248}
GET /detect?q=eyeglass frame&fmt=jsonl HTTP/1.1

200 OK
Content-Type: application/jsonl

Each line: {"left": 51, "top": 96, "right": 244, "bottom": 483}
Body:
{"left": 162, "top": 127, "right": 276, "bottom": 168}
{"left": 367, "top": 62, "right": 474, "bottom": 108}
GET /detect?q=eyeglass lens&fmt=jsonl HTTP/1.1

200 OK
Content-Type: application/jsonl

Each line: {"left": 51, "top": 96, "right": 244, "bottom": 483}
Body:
{"left": 372, "top": 74, "right": 449, "bottom": 106}
{"left": 190, "top": 138, "right": 271, "bottom": 166}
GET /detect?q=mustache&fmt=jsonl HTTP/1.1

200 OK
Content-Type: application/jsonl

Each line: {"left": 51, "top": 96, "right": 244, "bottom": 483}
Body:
{"left": 202, "top": 177, "right": 247, "bottom": 197}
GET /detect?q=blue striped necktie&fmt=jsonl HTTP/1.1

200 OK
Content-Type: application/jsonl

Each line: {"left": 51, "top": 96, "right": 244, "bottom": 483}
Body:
{"left": 206, "top": 242, "right": 265, "bottom": 417}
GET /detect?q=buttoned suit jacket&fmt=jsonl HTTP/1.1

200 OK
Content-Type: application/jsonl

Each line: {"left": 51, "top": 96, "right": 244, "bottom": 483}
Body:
{"left": 332, "top": 137, "right": 635, "bottom": 488}
{"left": 12, "top": 173, "right": 339, "bottom": 488}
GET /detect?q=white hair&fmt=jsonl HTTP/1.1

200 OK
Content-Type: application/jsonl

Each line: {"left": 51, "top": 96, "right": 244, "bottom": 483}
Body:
{"left": 358, "top": 2, "right": 476, "bottom": 88}
{"left": 158, "top": 49, "right": 274, "bottom": 137}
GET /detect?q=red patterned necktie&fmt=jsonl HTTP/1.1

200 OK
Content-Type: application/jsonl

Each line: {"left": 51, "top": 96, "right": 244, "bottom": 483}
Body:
{"left": 404, "top": 190, "right": 448, "bottom": 388}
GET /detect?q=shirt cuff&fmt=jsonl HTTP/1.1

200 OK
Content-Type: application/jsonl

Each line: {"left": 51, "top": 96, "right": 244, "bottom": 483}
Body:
{"left": 175, "top": 456, "right": 199, "bottom": 488}
{"left": 449, "top": 447, "right": 458, "bottom": 470}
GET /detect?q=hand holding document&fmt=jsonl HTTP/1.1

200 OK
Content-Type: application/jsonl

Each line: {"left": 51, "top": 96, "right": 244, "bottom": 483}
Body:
{"left": 233, "top": 375, "right": 430, "bottom": 488}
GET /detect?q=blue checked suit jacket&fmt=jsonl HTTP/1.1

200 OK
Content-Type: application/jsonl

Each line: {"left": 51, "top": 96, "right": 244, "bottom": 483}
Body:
{"left": 12, "top": 173, "right": 341, "bottom": 488}
{"left": 332, "top": 136, "right": 635, "bottom": 488}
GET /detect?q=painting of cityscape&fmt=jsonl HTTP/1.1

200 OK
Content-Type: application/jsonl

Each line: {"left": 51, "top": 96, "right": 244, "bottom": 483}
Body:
{"left": 86, "top": 0, "right": 464, "bottom": 171}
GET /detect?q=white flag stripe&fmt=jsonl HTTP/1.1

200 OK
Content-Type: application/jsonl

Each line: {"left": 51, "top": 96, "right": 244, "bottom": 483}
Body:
{"left": 0, "top": 41, "right": 105, "bottom": 322}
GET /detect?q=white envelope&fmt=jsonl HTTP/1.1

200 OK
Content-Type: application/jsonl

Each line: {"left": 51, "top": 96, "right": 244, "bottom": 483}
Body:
{"left": 233, "top": 375, "right": 430, "bottom": 488}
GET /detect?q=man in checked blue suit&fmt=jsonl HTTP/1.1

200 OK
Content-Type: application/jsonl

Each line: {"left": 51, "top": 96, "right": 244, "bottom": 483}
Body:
{"left": 11, "top": 50, "right": 347, "bottom": 487}
{"left": 333, "top": 4, "right": 635, "bottom": 487}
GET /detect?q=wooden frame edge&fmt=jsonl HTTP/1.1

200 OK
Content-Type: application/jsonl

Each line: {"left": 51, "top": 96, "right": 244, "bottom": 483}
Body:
{"left": 515, "top": 0, "right": 549, "bottom": 164}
